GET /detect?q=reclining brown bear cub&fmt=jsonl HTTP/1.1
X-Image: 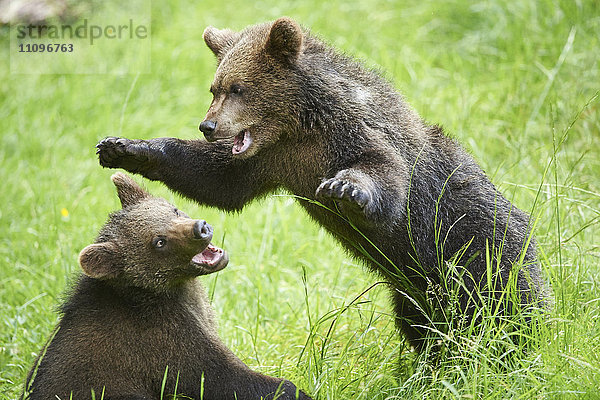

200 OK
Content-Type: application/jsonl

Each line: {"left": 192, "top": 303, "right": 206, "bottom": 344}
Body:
{"left": 97, "top": 17, "right": 548, "bottom": 351}
{"left": 22, "top": 173, "right": 310, "bottom": 400}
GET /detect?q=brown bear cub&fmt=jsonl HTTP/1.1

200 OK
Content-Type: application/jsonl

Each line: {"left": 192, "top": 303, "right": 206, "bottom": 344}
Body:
{"left": 22, "top": 173, "right": 310, "bottom": 400}
{"left": 97, "top": 18, "right": 548, "bottom": 351}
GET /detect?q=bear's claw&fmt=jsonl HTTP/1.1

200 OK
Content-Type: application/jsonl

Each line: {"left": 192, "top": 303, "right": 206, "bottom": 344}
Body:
{"left": 96, "top": 137, "right": 151, "bottom": 173}
{"left": 315, "top": 177, "right": 371, "bottom": 210}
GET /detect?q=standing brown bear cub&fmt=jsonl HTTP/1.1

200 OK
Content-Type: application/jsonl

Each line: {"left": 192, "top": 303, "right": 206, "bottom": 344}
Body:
{"left": 22, "top": 173, "right": 310, "bottom": 400}
{"left": 97, "top": 18, "right": 548, "bottom": 350}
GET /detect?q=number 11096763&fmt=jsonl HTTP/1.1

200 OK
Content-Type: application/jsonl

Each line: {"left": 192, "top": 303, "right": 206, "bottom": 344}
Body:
{"left": 18, "top": 43, "right": 74, "bottom": 52}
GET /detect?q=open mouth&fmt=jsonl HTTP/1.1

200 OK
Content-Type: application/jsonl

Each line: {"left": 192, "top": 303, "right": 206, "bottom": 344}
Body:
{"left": 232, "top": 130, "right": 253, "bottom": 155}
{"left": 191, "top": 244, "right": 228, "bottom": 274}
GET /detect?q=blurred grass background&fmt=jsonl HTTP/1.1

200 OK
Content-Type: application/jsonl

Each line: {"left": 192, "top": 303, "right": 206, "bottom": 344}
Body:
{"left": 1, "top": 0, "right": 599, "bottom": 398}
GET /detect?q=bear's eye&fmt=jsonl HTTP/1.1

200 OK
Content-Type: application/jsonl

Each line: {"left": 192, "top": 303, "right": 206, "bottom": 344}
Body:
{"left": 152, "top": 237, "right": 167, "bottom": 249}
{"left": 230, "top": 84, "right": 244, "bottom": 96}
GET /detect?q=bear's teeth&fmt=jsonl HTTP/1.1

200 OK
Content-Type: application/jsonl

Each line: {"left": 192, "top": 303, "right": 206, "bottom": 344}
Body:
{"left": 192, "top": 244, "right": 223, "bottom": 266}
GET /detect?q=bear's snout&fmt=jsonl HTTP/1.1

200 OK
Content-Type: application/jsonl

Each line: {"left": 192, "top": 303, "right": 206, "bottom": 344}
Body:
{"left": 193, "top": 220, "right": 213, "bottom": 243}
{"left": 199, "top": 120, "right": 217, "bottom": 141}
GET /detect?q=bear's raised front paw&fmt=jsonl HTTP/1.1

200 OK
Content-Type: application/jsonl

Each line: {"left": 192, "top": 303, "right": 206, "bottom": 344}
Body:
{"left": 96, "top": 137, "right": 151, "bottom": 173}
{"left": 315, "top": 177, "right": 372, "bottom": 212}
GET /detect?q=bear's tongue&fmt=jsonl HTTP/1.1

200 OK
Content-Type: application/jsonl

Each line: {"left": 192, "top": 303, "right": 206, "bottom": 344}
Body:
{"left": 232, "top": 131, "right": 252, "bottom": 155}
{"left": 192, "top": 244, "right": 224, "bottom": 266}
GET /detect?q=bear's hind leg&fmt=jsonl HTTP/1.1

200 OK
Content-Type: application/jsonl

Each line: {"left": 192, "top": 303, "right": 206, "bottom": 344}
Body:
{"left": 391, "top": 288, "right": 433, "bottom": 352}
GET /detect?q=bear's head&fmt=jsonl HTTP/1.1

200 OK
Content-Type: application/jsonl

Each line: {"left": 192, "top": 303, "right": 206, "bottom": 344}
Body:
{"left": 200, "top": 17, "right": 304, "bottom": 159}
{"left": 78, "top": 173, "right": 228, "bottom": 291}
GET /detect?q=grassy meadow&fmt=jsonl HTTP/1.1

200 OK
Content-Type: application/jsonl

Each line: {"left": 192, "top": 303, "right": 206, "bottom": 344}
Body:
{"left": 1, "top": 0, "right": 599, "bottom": 398}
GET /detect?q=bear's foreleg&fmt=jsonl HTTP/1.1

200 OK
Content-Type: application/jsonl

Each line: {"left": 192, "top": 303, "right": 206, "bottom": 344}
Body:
{"left": 97, "top": 137, "right": 273, "bottom": 211}
{"left": 315, "top": 167, "right": 404, "bottom": 227}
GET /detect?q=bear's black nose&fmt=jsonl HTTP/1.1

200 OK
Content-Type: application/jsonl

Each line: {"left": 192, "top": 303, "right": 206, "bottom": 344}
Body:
{"left": 199, "top": 120, "right": 217, "bottom": 136}
{"left": 193, "top": 220, "right": 213, "bottom": 242}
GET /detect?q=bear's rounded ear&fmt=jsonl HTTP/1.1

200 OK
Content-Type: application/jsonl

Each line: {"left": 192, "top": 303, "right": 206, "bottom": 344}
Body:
{"left": 265, "top": 17, "right": 303, "bottom": 65}
{"left": 203, "top": 26, "right": 240, "bottom": 63}
{"left": 111, "top": 172, "right": 150, "bottom": 209}
{"left": 78, "top": 242, "right": 121, "bottom": 280}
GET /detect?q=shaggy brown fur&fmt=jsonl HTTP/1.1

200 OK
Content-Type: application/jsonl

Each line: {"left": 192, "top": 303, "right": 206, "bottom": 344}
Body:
{"left": 22, "top": 173, "right": 310, "bottom": 400}
{"left": 97, "top": 18, "right": 548, "bottom": 351}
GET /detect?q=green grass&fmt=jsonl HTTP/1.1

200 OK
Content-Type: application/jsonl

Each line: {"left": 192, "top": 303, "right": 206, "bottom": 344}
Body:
{"left": 1, "top": 0, "right": 599, "bottom": 398}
